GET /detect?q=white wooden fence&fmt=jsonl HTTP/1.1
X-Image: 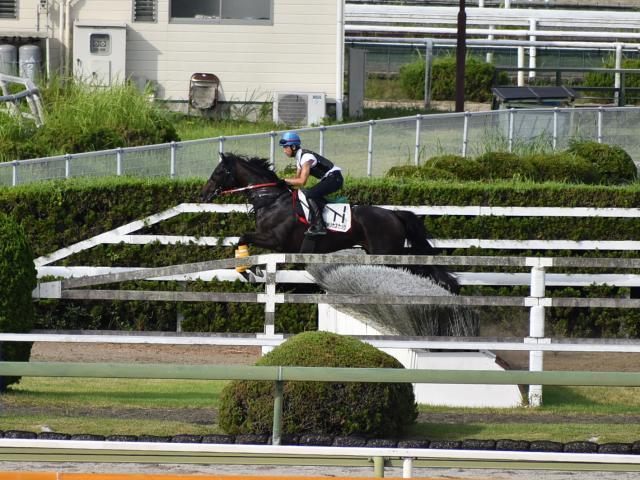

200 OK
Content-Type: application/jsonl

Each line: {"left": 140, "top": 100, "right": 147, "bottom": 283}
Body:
{"left": 25, "top": 202, "right": 640, "bottom": 407}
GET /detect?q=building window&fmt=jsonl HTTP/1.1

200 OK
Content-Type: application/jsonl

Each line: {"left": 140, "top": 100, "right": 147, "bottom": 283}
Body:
{"left": 170, "top": 0, "right": 272, "bottom": 24}
{"left": 0, "top": 0, "right": 17, "bottom": 19}
{"left": 134, "top": 0, "right": 157, "bottom": 23}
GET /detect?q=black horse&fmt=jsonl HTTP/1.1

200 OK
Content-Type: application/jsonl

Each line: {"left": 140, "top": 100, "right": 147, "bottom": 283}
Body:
{"left": 201, "top": 152, "right": 459, "bottom": 293}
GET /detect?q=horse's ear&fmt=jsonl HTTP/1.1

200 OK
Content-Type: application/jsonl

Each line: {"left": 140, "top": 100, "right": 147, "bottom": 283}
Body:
{"left": 218, "top": 152, "right": 226, "bottom": 164}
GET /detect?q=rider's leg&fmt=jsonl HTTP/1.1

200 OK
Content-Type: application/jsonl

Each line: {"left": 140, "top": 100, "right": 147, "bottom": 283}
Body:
{"left": 305, "top": 197, "right": 326, "bottom": 236}
{"left": 303, "top": 174, "right": 341, "bottom": 236}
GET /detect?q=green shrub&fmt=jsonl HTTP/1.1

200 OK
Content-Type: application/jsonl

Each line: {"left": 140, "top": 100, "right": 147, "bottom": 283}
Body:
{"left": 399, "top": 56, "right": 507, "bottom": 102}
{"left": 525, "top": 152, "right": 598, "bottom": 184}
{"left": 219, "top": 331, "right": 417, "bottom": 437}
{"left": 386, "top": 165, "right": 420, "bottom": 178}
{"left": 0, "top": 212, "right": 37, "bottom": 388}
{"left": 426, "top": 154, "right": 482, "bottom": 180}
{"left": 417, "top": 166, "right": 459, "bottom": 181}
{"left": 474, "top": 151, "right": 536, "bottom": 181}
{"left": 386, "top": 164, "right": 458, "bottom": 181}
{"left": 567, "top": 141, "right": 637, "bottom": 184}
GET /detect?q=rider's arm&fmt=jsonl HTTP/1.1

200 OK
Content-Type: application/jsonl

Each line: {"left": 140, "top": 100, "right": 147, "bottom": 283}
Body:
{"left": 285, "top": 162, "right": 312, "bottom": 186}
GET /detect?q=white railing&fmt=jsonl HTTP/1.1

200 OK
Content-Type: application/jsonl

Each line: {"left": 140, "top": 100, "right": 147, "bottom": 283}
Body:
{"left": 2, "top": 106, "right": 640, "bottom": 186}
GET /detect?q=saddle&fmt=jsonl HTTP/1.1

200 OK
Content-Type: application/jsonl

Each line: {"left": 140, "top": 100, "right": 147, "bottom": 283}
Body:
{"left": 294, "top": 190, "right": 352, "bottom": 233}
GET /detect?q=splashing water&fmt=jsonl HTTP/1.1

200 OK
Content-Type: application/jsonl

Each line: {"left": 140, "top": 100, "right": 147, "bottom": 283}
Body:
{"left": 307, "top": 252, "right": 478, "bottom": 337}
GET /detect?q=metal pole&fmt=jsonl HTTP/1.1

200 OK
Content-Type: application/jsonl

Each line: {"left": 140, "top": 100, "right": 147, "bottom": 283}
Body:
{"left": 517, "top": 47, "right": 525, "bottom": 86}
{"left": 508, "top": 108, "right": 515, "bottom": 153}
{"left": 367, "top": 120, "right": 374, "bottom": 177}
{"left": 170, "top": 142, "right": 177, "bottom": 178}
{"left": 552, "top": 108, "right": 558, "bottom": 151}
{"left": 414, "top": 115, "right": 422, "bottom": 166}
{"left": 462, "top": 112, "right": 470, "bottom": 157}
{"left": 272, "top": 377, "right": 283, "bottom": 446}
{"left": 424, "top": 38, "right": 433, "bottom": 110}
{"left": 320, "top": 126, "right": 326, "bottom": 156}
{"left": 65, "top": 154, "right": 71, "bottom": 179}
{"left": 12, "top": 161, "right": 18, "bottom": 186}
{"left": 614, "top": 43, "right": 622, "bottom": 106}
{"left": 597, "top": 107, "right": 604, "bottom": 144}
{"left": 455, "top": 0, "right": 467, "bottom": 113}
{"left": 269, "top": 132, "right": 276, "bottom": 168}
{"left": 116, "top": 147, "right": 123, "bottom": 176}
{"left": 529, "top": 19, "right": 537, "bottom": 80}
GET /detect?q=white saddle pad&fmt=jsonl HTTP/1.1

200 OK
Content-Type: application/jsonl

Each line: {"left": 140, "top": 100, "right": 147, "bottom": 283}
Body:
{"left": 298, "top": 190, "right": 351, "bottom": 233}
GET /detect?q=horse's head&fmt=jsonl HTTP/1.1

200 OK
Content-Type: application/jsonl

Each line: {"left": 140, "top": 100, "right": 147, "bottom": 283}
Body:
{"left": 201, "top": 153, "right": 236, "bottom": 202}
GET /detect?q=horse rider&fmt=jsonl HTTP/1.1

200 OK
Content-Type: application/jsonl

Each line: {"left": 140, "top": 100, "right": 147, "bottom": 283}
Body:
{"left": 280, "top": 131, "right": 344, "bottom": 236}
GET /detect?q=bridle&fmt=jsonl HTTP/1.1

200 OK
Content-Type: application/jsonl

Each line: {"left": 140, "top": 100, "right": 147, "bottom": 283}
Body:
{"left": 206, "top": 160, "right": 281, "bottom": 200}
{"left": 219, "top": 182, "right": 278, "bottom": 195}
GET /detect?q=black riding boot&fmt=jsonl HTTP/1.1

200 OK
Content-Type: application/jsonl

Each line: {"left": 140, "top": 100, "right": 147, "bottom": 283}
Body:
{"left": 306, "top": 198, "right": 327, "bottom": 236}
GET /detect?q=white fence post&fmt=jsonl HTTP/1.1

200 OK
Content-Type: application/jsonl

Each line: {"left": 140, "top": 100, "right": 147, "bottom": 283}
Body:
{"left": 12, "top": 161, "right": 17, "bottom": 186}
{"left": 527, "top": 257, "right": 551, "bottom": 407}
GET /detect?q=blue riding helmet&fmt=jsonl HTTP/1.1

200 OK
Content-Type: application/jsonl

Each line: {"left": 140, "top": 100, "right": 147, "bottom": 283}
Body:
{"left": 279, "top": 131, "right": 301, "bottom": 147}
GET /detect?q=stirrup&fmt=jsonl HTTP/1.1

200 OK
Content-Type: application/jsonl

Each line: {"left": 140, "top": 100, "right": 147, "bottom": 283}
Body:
{"left": 305, "top": 224, "right": 327, "bottom": 236}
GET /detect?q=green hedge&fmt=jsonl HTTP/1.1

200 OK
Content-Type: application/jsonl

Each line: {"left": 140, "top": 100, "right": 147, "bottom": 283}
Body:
{"left": 388, "top": 143, "right": 637, "bottom": 185}
{"left": 0, "top": 212, "right": 37, "bottom": 387}
{"left": 2, "top": 176, "right": 640, "bottom": 337}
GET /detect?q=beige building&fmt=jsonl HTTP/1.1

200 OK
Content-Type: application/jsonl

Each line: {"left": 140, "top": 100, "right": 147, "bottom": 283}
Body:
{"left": 0, "top": 0, "right": 345, "bottom": 119}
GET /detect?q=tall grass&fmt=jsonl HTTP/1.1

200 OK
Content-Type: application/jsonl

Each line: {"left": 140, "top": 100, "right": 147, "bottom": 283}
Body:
{"left": 0, "top": 78, "right": 178, "bottom": 162}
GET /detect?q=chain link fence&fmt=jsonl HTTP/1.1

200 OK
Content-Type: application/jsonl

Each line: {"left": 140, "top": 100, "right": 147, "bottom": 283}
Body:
{"left": 1, "top": 106, "right": 639, "bottom": 187}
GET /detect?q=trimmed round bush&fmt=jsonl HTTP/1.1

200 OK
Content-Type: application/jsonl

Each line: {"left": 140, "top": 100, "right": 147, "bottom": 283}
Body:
{"left": 427, "top": 154, "right": 482, "bottom": 180}
{"left": 417, "top": 166, "right": 458, "bottom": 181}
{"left": 567, "top": 141, "right": 637, "bottom": 185}
{"left": 386, "top": 165, "right": 420, "bottom": 179}
{"left": 219, "top": 331, "right": 417, "bottom": 437}
{"left": 474, "top": 151, "right": 536, "bottom": 181}
{"left": 524, "top": 152, "right": 597, "bottom": 184}
{"left": 0, "top": 212, "right": 37, "bottom": 388}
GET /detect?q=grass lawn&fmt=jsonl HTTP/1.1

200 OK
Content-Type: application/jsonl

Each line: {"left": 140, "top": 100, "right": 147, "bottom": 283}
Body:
{"left": 3, "top": 378, "right": 640, "bottom": 441}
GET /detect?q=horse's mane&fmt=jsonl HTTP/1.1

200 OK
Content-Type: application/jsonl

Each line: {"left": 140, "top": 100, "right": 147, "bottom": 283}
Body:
{"left": 224, "top": 152, "right": 280, "bottom": 182}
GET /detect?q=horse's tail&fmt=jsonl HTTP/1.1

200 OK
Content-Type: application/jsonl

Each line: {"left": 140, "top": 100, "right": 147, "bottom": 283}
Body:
{"left": 393, "top": 210, "right": 460, "bottom": 294}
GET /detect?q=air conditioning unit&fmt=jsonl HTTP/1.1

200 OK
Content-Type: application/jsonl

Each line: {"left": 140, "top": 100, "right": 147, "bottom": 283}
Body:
{"left": 273, "top": 92, "right": 326, "bottom": 126}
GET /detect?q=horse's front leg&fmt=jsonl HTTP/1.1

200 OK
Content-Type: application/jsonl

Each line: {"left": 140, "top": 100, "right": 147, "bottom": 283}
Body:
{"left": 235, "top": 231, "right": 284, "bottom": 283}
{"left": 237, "top": 232, "right": 281, "bottom": 250}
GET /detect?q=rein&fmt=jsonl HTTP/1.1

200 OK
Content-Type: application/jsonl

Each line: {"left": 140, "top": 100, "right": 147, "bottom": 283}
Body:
{"left": 220, "top": 182, "right": 279, "bottom": 195}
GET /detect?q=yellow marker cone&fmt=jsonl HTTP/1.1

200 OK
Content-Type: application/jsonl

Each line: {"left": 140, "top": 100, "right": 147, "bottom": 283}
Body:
{"left": 235, "top": 244, "right": 249, "bottom": 273}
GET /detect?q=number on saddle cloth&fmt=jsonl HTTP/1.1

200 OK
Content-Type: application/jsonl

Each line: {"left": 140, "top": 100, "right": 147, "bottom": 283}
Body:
{"left": 296, "top": 190, "right": 352, "bottom": 233}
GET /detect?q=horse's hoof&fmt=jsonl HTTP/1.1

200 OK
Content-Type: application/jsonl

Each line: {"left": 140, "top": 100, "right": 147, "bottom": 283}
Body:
{"left": 252, "top": 266, "right": 264, "bottom": 277}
